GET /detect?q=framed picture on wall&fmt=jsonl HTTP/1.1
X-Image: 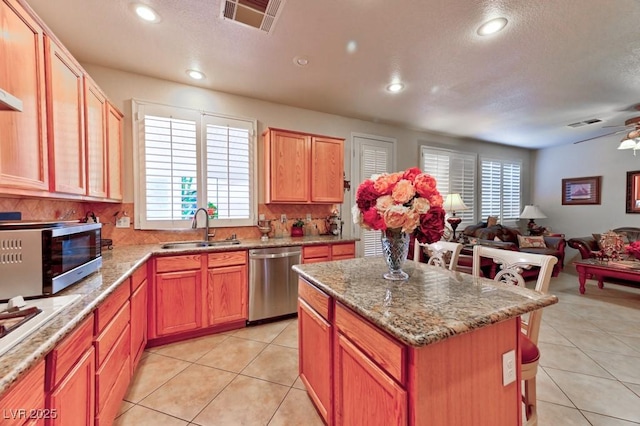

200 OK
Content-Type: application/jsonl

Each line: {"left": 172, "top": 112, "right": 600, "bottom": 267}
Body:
{"left": 626, "top": 170, "right": 640, "bottom": 213}
{"left": 562, "top": 176, "right": 601, "bottom": 205}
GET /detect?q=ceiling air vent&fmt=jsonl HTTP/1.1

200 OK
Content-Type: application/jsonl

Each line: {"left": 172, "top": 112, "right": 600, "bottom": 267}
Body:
{"left": 567, "top": 118, "right": 602, "bottom": 128}
{"left": 222, "top": 0, "right": 286, "bottom": 34}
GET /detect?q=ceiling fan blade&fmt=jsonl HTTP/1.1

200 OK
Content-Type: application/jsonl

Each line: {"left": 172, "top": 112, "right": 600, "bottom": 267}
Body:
{"left": 573, "top": 129, "right": 628, "bottom": 144}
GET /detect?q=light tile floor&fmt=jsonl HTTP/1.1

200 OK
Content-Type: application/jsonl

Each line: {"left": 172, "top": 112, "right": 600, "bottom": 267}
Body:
{"left": 116, "top": 271, "right": 640, "bottom": 425}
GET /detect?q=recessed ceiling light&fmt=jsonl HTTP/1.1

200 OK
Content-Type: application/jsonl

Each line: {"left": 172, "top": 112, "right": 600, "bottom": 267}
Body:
{"left": 386, "top": 82, "right": 404, "bottom": 93}
{"left": 132, "top": 3, "right": 160, "bottom": 23}
{"left": 293, "top": 56, "right": 309, "bottom": 67}
{"left": 186, "top": 69, "right": 205, "bottom": 80}
{"left": 477, "top": 17, "right": 508, "bottom": 36}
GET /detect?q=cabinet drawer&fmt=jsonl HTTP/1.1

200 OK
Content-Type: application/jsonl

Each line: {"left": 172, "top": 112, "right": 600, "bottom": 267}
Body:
{"left": 331, "top": 242, "right": 355, "bottom": 258}
{"left": 94, "top": 300, "right": 130, "bottom": 367}
{"left": 208, "top": 250, "right": 246, "bottom": 268}
{"left": 96, "top": 323, "right": 130, "bottom": 414}
{"left": 156, "top": 254, "right": 201, "bottom": 273}
{"left": 303, "top": 245, "right": 330, "bottom": 259}
{"left": 95, "top": 356, "right": 130, "bottom": 426}
{"left": 46, "top": 314, "right": 94, "bottom": 390}
{"left": 94, "top": 283, "right": 129, "bottom": 335}
{"left": 298, "top": 279, "right": 330, "bottom": 320}
{"left": 0, "top": 360, "right": 45, "bottom": 426}
{"left": 335, "top": 303, "right": 405, "bottom": 384}
{"left": 130, "top": 263, "right": 147, "bottom": 292}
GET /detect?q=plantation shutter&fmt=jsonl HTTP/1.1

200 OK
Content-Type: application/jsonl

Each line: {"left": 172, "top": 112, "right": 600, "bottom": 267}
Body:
{"left": 361, "top": 143, "right": 391, "bottom": 257}
{"left": 143, "top": 115, "right": 198, "bottom": 225}
{"left": 481, "top": 158, "right": 522, "bottom": 221}
{"left": 421, "top": 147, "right": 476, "bottom": 225}
{"left": 203, "top": 114, "right": 253, "bottom": 221}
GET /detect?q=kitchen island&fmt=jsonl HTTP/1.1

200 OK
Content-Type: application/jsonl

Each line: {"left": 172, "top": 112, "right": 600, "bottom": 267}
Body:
{"left": 293, "top": 257, "right": 558, "bottom": 426}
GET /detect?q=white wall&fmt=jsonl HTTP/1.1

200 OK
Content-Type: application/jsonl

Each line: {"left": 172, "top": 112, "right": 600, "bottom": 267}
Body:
{"left": 533, "top": 134, "right": 640, "bottom": 248}
{"left": 83, "top": 64, "right": 533, "bottom": 233}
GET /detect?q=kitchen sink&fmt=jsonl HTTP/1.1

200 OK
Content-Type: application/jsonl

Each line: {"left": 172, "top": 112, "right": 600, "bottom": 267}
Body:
{"left": 161, "top": 240, "right": 241, "bottom": 249}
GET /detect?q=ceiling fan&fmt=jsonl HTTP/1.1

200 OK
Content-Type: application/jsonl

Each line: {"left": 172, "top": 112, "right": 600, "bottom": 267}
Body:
{"left": 573, "top": 116, "right": 640, "bottom": 145}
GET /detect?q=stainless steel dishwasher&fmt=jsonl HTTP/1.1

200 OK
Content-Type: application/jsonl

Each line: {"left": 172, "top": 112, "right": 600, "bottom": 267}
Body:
{"left": 248, "top": 246, "right": 302, "bottom": 323}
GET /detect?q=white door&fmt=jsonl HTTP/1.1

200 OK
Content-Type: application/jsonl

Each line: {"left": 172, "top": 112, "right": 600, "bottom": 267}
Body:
{"left": 351, "top": 134, "right": 396, "bottom": 257}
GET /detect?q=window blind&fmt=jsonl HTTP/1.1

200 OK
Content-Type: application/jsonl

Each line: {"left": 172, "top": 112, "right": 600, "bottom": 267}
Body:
{"left": 361, "top": 143, "right": 390, "bottom": 257}
{"left": 480, "top": 158, "right": 522, "bottom": 221}
{"left": 421, "top": 147, "right": 476, "bottom": 224}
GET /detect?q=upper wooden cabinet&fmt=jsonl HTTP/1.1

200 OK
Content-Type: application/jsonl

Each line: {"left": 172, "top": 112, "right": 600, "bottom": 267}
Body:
{"left": 84, "top": 77, "right": 107, "bottom": 198}
{"left": 45, "top": 36, "right": 86, "bottom": 195}
{"left": 106, "top": 102, "right": 123, "bottom": 201}
{"left": 0, "top": 0, "right": 49, "bottom": 193}
{"left": 264, "top": 128, "right": 344, "bottom": 204}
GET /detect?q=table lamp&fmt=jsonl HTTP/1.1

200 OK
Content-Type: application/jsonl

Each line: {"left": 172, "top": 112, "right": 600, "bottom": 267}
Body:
{"left": 520, "top": 205, "right": 547, "bottom": 235}
{"left": 443, "top": 193, "right": 469, "bottom": 241}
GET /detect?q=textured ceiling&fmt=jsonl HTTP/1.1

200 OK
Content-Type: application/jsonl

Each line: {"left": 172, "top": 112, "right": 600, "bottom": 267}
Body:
{"left": 25, "top": 0, "right": 640, "bottom": 149}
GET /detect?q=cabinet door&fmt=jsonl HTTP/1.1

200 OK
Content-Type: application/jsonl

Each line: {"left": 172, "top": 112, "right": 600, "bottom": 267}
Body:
{"left": 106, "top": 102, "right": 123, "bottom": 200}
{"left": 45, "top": 36, "right": 85, "bottom": 195}
{"left": 130, "top": 278, "right": 147, "bottom": 372}
{"left": 155, "top": 270, "right": 203, "bottom": 336}
{"left": 265, "top": 130, "right": 309, "bottom": 203}
{"left": 0, "top": 360, "right": 45, "bottom": 426}
{"left": 311, "top": 136, "right": 344, "bottom": 203}
{"left": 47, "top": 347, "right": 95, "bottom": 426}
{"left": 84, "top": 78, "right": 107, "bottom": 198}
{"left": 0, "top": 0, "right": 49, "bottom": 192}
{"left": 206, "top": 264, "right": 247, "bottom": 325}
{"left": 335, "top": 334, "right": 407, "bottom": 426}
{"left": 298, "top": 299, "right": 331, "bottom": 424}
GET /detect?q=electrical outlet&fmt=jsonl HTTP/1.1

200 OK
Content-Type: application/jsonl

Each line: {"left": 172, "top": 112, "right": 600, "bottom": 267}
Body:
{"left": 116, "top": 216, "right": 131, "bottom": 228}
{"left": 281, "top": 214, "right": 287, "bottom": 223}
{"left": 502, "top": 349, "right": 516, "bottom": 386}
{"left": 306, "top": 213, "right": 312, "bottom": 222}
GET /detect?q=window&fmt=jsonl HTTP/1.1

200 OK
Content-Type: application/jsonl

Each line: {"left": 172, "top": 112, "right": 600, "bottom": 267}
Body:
{"left": 480, "top": 158, "right": 522, "bottom": 221}
{"left": 420, "top": 146, "right": 476, "bottom": 225}
{"left": 133, "top": 101, "right": 256, "bottom": 229}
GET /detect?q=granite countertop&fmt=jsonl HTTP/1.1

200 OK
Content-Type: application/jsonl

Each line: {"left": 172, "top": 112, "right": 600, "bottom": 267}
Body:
{"left": 293, "top": 257, "right": 558, "bottom": 348}
{"left": 0, "top": 235, "right": 356, "bottom": 397}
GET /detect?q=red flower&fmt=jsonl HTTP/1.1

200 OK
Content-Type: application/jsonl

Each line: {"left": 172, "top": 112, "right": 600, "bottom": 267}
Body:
{"left": 402, "top": 167, "right": 422, "bottom": 182}
{"left": 414, "top": 207, "right": 446, "bottom": 244}
{"left": 413, "top": 173, "right": 438, "bottom": 198}
{"left": 362, "top": 208, "right": 387, "bottom": 231}
{"left": 356, "top": 179, "right": 379, "bottom": 211}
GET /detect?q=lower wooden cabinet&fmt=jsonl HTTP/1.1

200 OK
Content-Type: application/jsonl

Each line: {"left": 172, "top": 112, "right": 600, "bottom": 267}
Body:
{"left": 130, "top": 274, "right": 148, "bottom": 373}
{"left": 154, "top": 269, "right": 203, "bottom": 336}
{"left": 298, "top": 299, "right": 332, "bottom": 423}
{"left": 335, "top": 334, "right": 407, "bottom": 426}
{"left": 0, "top": 360, "right": 45, "bottom": 426}
{"left": 46, "top": 315, "right": 95, "bottom": 426}
{"left": 206, "top": 260, "right": 247, "bottom": 326}
{"left": 303, "top": 242, "right": 355, "bottom": 264}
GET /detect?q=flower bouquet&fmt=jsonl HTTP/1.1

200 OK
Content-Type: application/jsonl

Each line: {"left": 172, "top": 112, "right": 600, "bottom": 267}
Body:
{"left": 352, "top": 167, "right": 446, "bottom": 280}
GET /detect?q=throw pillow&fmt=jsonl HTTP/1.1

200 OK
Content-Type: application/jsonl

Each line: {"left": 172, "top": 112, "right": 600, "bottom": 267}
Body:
{"left": 487, "top": 216, "right": 498, "bottom": 227}
{"left": 518, "top": 235, "right": 547, "bottom": 248}
{"left": 494, "top": 236, "right": 502, "bottom": 242}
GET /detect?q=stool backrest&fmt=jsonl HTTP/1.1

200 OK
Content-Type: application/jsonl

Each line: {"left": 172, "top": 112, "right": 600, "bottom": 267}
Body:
{"left": 414, "top": 241, "right": 463, "bottom": 271}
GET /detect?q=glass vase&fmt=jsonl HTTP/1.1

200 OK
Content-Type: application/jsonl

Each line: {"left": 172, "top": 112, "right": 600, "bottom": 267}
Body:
{"left": 381, "top": 229, "right": 410, "bottom": 280}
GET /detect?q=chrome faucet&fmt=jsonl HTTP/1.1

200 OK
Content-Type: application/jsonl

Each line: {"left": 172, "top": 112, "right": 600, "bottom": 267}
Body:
{"left": 192, "top": 208, "right": 215, "bottom": 241}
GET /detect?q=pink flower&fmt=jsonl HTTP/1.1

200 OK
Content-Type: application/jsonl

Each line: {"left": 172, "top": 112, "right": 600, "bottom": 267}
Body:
{"left": 402, "top": 167, "right": 422, "bottom": 182}
{"left": 383, "top": 205, "right": 410, "bottom": 229}
{"left": 375, "top": 195, "right": 395, "bottom": 213}
{"left": 363, "top": 207, "right": 386, "bottom": 231}
{"left": 414, "top": 173, "right": 438, "bottom": 198}
{"left": 391, "top": 179, "right": 416, "bottom": 204}
{"left": 373, "top": 173, "right": 402, "bottom": 195}
{"left": 412, "top": 197, "right": 431, "bottom": 214}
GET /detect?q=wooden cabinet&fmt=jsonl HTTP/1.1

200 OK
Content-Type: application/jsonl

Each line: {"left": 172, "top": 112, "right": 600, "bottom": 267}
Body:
{"left": 303, "top": 242, "right": 356, "bottom": 263}
{"left": 46, "top": 315, "right": 95, "bottom": 426}
{"left": 264, "top": 128, "right": 344, "bottom": 204}
{"left": 0, "top": 0, "right": 49, "bottom": 194}
{"left": 298, "top": 280, "right": 332, "bottom": 424}
{"left": 206, "top": 251, "right": 247, "bottom": 326}
{"left": 83, "top": 77, "right": 107, "bottom": 198}
{"left": 105, "top": 102, "right": 123, "bottom": 200}
{"left": 130, "top": 264, "right": 148, "bottom": 373}
{"left": 311, "top": 136, "right": 344, "bottom": 203}
{"left": 45, "top": 36, "right": 85, "bottom": 195}
{"left": 93, "top": 283, "right": 131, "bottom": 426}
{"left": 335, "top": 334, "right": 407, "bottom": 426}
{"left": 151, "top": 254, "right": 205, "bottom": 338}
{"left": 0, "top": 360, "right": 45, "bottom": 426}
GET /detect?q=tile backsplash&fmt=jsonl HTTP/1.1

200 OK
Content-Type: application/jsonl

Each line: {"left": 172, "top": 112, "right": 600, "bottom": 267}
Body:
{"left": 0, "top": 197, "right": 339, "bottom": 246}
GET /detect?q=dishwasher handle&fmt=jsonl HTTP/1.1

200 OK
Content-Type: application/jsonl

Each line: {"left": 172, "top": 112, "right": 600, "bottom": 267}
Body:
{"left": 249, "top": 251, "right": 301, "bottom": 260}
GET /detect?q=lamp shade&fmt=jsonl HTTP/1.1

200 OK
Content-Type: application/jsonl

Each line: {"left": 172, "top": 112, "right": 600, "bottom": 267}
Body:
{"left": 520, "top": 205, "right": 547, "bottom": 219}
{"left": 443, "top": 193, "right": 469, "bottom": 212}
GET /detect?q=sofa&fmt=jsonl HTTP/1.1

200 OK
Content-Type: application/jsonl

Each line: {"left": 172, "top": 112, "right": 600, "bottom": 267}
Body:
{"left": 567, "top": 227, "right": 640, "bottom": 259}
{"left": 462, "top": 223, "right": 566, "bottom": 277}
